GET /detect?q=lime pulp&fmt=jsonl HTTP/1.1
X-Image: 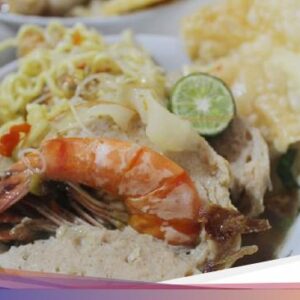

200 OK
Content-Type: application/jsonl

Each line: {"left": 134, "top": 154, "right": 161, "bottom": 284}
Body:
{"left": 171, "top": 73, "right": 235, "bottom": 136}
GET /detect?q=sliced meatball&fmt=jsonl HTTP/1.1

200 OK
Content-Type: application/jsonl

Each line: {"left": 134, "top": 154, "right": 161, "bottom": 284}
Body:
{"left": 211, "top": 118, "right": 271, "bottom": 217}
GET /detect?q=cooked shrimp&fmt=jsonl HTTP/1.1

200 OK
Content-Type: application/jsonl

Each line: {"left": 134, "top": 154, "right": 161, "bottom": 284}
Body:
{"left": 0, "top": 138, "right": 203, "bottom": 246}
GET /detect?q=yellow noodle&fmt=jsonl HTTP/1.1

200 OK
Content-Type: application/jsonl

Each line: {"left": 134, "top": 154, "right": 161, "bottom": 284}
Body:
{"left": 0, "top": 22, "right": 170, "bottom": 157}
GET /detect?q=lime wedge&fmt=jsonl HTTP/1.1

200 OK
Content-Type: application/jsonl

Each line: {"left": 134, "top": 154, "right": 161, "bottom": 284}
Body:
{"left": 171, "top": 73, "right": 235, "bottom": 136}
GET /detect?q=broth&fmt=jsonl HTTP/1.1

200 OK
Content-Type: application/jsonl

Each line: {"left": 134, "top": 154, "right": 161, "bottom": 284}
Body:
{"left": 236, "top": 191, "right": 299, "bottom": 266}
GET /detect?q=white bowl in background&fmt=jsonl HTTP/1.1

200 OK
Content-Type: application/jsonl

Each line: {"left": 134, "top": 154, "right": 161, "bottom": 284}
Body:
{"left": 0, "top": 0, "right": 207, "bottom": 36}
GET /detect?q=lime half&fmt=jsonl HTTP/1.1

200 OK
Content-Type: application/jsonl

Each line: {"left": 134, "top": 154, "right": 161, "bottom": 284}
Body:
{"left": 171, "top": 73, "right": 235, "bottom": 136}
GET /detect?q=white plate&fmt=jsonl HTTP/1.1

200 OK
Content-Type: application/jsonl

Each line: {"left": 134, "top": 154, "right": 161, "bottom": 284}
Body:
{"left": 0, "top": 33, "right": 298, "bottom": 281}
{"left": 0, "top": 0, "right": 207, "bottom": 35}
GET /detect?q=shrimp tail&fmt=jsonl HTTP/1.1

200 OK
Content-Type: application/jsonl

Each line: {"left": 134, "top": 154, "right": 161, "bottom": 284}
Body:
{"left": 0, "top": 161, "right": 33, "bottom": 214}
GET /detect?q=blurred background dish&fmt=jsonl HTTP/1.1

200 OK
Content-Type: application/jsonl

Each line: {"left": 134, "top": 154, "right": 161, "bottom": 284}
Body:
{"left": 0, "top": 0, "right": 206, "bottom": 67}
{"left": 0, "top": 22, "right": 15, "bottom": 66}
{"left": 0, "top": 0, "right": 208, "bottom": 36}
{"left": 2, "top": 0, "right": 170, "bottom": 17}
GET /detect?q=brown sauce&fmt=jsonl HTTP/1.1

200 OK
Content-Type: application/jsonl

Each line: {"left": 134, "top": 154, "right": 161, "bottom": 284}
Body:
{"left": 235, "top": 191, "right": 299, "bottom": 266}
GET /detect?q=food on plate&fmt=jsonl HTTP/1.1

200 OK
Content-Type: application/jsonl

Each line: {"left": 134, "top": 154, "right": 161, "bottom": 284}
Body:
{"left": 0, "top": 23, "right": 270, "bottom": 281}
{"left": 1, "top": 0, "right": 171, "bottom": 17}
{"left": 182, "top": 0, "right": 300, "bottom": 260}
{"left": 182, "top": 0, "right": 300, "bottom": 154}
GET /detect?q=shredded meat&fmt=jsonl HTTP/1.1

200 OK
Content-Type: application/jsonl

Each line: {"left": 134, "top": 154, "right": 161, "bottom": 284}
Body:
{"left": 201, "top": 204, "right": 270, "bottom": 243}
{"left": 9, "top": 218, "right": 57, "bottom": 242}
{"left": 200, "top": 204, "right": 270, "bottom": 271}
{"left": 203, "top": 246, "right": 258, "bottom": 272}
{"left": 0, "top": 119, "right": 261, "bottom": 272}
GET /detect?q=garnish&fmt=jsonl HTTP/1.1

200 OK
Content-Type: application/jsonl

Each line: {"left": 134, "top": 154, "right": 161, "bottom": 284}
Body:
{"left": 0, "top": 123, "right": 31, "bottom": 157}
{"left": 170, "top": 73, "right": 235, "bottom": 136}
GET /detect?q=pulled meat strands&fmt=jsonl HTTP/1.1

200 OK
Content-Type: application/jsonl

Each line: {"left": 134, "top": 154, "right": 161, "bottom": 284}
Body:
{"left": 0, "top": 197, "right": 57, "bottom": 244}
{"left": 200, "top": 204, "right": 270, "bottom": 271}
{"left": 201, "top": 204, "right": 271, "bottom": 243}
{"left": 8, "top": 218, "right": 57, "bottom": 243}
